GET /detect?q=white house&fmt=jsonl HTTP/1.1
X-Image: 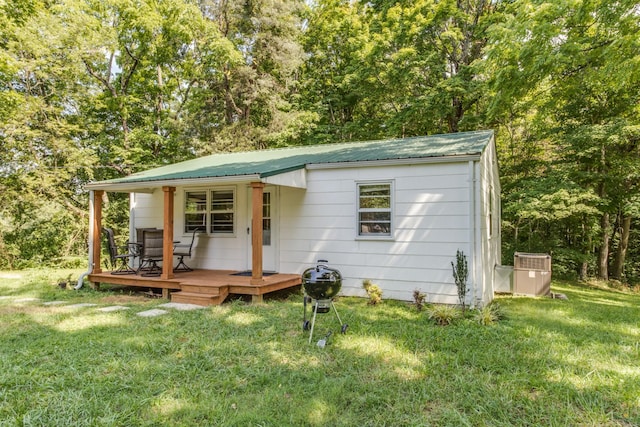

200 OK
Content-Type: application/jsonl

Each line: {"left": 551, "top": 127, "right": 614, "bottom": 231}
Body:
{"left": 85, "top": 130, "right": 501, "bottom": 307}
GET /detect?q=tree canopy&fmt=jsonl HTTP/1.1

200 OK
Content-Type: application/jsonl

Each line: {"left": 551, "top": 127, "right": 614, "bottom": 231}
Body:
{"left": 1, "top": 0, "right": 638, "bottom": 284}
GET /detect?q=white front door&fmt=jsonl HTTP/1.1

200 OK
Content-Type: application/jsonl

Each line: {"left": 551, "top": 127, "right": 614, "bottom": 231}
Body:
{"left": 248, "top": 186, "right": 278, "bottom": 272}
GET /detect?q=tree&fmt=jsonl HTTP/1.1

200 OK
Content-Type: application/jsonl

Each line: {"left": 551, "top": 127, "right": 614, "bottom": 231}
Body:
{"left": 65, "top": 0, "right": 238, "bottom": 173}
{"left": 300, "top": 0, "right": 501, "bottom": 143}
{"left": 194, "top": 0, "right": 312, "bottom": 151}
{"left": 484, "top": 0, "right": 640, "bottom": 279}
{"left": 0, "top": 0, "right": 96, "bottom": 267}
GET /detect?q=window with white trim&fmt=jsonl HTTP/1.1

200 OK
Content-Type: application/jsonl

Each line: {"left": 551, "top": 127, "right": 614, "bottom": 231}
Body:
{"left": 358, "top": 182, "right": 392, "bottom": 237}
{"left": 210, "top": 189, "right": 234, "bottom": 233}
{"left": 184, "top": 191, "right": 207, "bottom": 233}
{"left": 184, "top": 188, "right": 235, "bottom": 234}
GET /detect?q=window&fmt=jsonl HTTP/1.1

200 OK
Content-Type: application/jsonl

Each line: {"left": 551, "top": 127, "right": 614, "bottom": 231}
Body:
{"left": 358, "top": 182, "right": 392, "bottom": 237}
{"left": 184, "top": 188, "right": 235, "bottom": 234}
{"left": 184, "top": 191, "right": 207, "bottom": 232}
{"left": 262, "top": 191, "right": 272, "bottom": 246}
{"left": 210, "top": 189, "right": 234, "bottom": 233}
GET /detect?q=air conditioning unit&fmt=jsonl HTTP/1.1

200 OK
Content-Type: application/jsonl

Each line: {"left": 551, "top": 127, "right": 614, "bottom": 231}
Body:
{"left": 513, "top": 252, "right": 551, "bottom": 296}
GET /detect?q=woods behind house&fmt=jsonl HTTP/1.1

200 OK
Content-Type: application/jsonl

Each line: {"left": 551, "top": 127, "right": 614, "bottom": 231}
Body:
{"left": 1, "top": 0, "right": 638, "bottom": 284}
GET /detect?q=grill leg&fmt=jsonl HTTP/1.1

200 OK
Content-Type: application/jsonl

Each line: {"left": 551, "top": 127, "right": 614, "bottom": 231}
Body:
{"left": 308, "top": 302, "right": 319, "bottom": 344}
{"left": 331, "top": 301, "right": 343, "bottom": 325}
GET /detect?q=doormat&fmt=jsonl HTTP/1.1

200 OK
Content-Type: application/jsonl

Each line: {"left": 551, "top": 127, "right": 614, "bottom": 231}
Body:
{"left": 231, "top": 271, "right": 277, "bottom": 277}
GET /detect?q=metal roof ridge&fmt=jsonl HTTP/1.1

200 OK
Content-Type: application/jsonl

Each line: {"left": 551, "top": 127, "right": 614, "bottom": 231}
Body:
{"left": 197, "top": 129, "right": 495, "bottom": 158}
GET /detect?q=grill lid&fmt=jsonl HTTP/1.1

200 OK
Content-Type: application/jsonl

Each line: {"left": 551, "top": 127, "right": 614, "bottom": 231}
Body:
{"left": 302, "top": 260, "right": 342, "bottom": 300}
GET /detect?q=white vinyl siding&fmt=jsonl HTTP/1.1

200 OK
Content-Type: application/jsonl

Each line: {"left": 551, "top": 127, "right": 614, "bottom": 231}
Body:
{"left": 279, "top": 162, "right": 474, "bottom": 304}
{"left": 131, "top": 137, "right": 499, "bottom": 307}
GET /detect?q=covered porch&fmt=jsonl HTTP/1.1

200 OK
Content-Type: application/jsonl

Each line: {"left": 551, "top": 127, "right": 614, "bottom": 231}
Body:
{"left": 85, "top": 178, "right": 304, "bottom": 305}
{"left": 88, "top": 269, "right": 301, "bottom": 306}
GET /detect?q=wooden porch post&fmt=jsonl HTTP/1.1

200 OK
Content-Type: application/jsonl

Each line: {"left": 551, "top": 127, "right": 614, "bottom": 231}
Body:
{"left": 92, "top": 190, "right": 104, "bottom": 274}
{"left": 162, "top": 186, "right": 176, "bottom": 281}
{"left": 250, "top": 182, "right": 265, "bottom": 286}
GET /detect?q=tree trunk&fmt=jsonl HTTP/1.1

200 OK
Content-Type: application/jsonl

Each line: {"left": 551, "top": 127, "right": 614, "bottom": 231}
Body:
{"left": 448, "top": 96, "right": 463, "bottom": 133}
{"left": 155, "top": 64, "right": 163, "bottom": 135}
{"left": 597, "top": 212, "right": 609, "bottom": 280}
{"left": 611, "top": 215, "right": 631, "bottom": 280}
{"left": 580, "top": 261, "right": 588, "bottom": 280}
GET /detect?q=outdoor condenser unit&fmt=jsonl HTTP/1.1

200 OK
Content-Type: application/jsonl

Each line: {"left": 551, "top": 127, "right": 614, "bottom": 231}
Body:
{"left": 513, "top": 252, "right": 551, "bottom": 296}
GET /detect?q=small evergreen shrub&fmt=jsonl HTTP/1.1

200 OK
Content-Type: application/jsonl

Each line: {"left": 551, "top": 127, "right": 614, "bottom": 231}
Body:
{"left": 451, "top": 250, "right": 469, "bottom": 313}
{"left": 362, "top": 279, "right": 383, "bottom": 305}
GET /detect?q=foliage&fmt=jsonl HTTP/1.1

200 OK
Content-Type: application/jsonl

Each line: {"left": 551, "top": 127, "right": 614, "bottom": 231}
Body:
{"left": 474, "top": 302, "right": 505, "bottom": 326}
{"left": 0, "top": 0, "right": 306, "bottom": 267}
{"left": 426, "top": 303, "right": 461, "bottom": 326}
{"left": 0, "top": 0, "right": 639, "bottom": 282}
{"left": 485, "top": 0, "right": 640, "bottom": 280}
{"left": 1, "top": 271, "right": 640, "bottom": 425}
{"left": 412, "top": 289, "right": 427, "bottom": 311}
{"left": 362, "top": 279, "right": 383, "bottom": 305}
{"left": 299, "top": 0, "right": 500, "bottom": 142}
{"left": 451, "top": 250, "right": 469, "bottom": 312}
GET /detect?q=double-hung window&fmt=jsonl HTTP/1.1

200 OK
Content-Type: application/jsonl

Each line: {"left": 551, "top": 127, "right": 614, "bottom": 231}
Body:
{"left": 210, "top": 189, "right": 234, "bottom": 233}
{"left": 184, "top": 191, "right": 207, "bottom": 233}
{"left": 184, "top": 188, "right": 235, "bottom": 234}
{"left": 358, "top": 182, "right": 392, "bottom": 237}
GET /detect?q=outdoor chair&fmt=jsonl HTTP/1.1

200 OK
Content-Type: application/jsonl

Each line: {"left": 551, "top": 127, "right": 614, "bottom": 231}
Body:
{"left": 133, "top": 227, "right": 156, "bottom": 264}
{"left": 173, "top": 227, "right": 202, "bottom": 272}
{"left": 102, "top": 227, "right": 137, "bottom": 275}
{"left": 138, "top": 229, "right": 164, "bottom": 277}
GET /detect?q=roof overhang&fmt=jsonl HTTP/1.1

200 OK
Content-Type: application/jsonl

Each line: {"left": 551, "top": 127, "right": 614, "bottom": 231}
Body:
{"left": 84, "top": 169, "right": 308, "bottom": 193}
{"left": 84, "top": 174, "right": 262, "bottom": 193}
{"left": 262, "top": 168, "right": 306, "bottom": 188}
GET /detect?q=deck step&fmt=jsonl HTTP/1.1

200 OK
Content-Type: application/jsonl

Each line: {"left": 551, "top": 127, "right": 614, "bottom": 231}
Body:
{"left": 171, "top": 287, "right": 230, "bottom": 306}
{"left": 179, "top": 283, "right": 225, "bottom": 295}
{"left": 171, "top": 292, "right": 222, "bottom": 306}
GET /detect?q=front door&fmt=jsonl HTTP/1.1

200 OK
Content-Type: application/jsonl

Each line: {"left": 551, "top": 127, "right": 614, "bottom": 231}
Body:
{"left": 248, "top": 186, "right": 278, "bottom": 272}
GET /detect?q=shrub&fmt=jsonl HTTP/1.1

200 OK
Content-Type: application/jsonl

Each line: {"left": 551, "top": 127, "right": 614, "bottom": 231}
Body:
{"left": 362, "top": 279, "right": 383, "bottom": 305}
{"left": 451, "top": 250, "right": 469, "bottom": 313}
{"left": 426, "top": 304, "right": 460, "bottom": 326}
{"left": 474, "top": 302, "right": 506, "bottom": 325}
{"left": 413, "top": 289, "right": 427, "bottom": 311}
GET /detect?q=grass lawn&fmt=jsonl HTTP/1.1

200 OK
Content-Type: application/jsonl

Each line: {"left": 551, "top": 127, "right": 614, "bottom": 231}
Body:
{"left": 0, "top": 269, "right": 639, "bottom": 426}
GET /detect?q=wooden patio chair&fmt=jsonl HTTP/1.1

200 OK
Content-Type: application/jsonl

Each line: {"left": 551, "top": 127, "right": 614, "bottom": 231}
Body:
{"left": 102, "top": 227, "right": 137, "bottom": 275}
{"left": 173, "top": 227, "right": 202, "bottom": 272}
{"left": 138, "top": 229, "right": 164, "bottom": 277}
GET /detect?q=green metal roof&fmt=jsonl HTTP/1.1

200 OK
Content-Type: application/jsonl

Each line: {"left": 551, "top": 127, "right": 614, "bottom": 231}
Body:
{"left": 87, "top": 130, "right": 493, "bottom": 190}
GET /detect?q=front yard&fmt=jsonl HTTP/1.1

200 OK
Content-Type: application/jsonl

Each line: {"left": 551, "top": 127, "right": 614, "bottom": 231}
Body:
{"left": 0, "top": 270, "right": 638, "bottom": 426}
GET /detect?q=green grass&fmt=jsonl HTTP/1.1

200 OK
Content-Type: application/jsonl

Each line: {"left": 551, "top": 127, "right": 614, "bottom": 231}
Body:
{"left": 1, "top": 270, "right": 639, "bottom": 426}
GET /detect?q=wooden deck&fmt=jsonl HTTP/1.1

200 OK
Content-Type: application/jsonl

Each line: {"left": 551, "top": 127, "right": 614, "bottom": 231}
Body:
{"left": 88, "top": 269, "right": 302, "bottom": 306}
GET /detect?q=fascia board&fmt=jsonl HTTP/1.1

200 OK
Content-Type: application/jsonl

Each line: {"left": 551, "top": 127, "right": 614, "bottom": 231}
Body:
{"left": 305, "top": 154, "right": 482, "bottom": 170}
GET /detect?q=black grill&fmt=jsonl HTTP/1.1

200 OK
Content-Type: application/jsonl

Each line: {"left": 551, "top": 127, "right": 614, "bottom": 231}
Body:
{"left": 302, "top": 260, "right": 342, "bottom": 307}
{"left": 302, "top": 260, "right": 348, "bottom": 345}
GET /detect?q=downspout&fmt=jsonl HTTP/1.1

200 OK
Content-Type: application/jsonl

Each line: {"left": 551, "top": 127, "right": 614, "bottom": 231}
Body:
{"left": 76, "top": 190, "right": 95, "bottom": 289}
{"left": 468, "top": 161, "right": 477, "bottom": 308}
